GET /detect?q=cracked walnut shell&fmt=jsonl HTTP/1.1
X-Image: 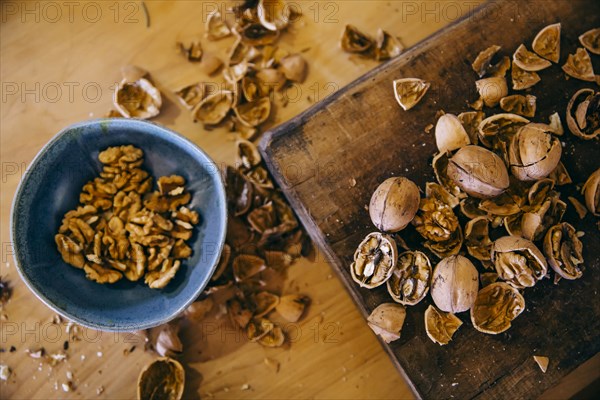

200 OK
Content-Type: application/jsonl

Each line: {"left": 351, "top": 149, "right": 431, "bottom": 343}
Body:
{"left": 424, "top": 305, "right": 462, "bottom": 345}
{"left": 351, "top": 232, "right": 397, "bottom": 289}
{"left": 491, "top": 236, "right": 548, "bottom": 289}
{"left": 367, "top": 303, "right": 406, "bottom": 343}
{"left": 532, "top": 23, "right": 561, "bottom": 63}
{"left": 138, "top": 357, "right": 184, "bottom": 400}
{"left": 543, "top": 222, "right": 584, "bottom": 281}
{"left": 471, "top": 282, "right": 525, "bottom": 334}
{"left": 387, "top": 251, "right": 431, "bottom": 306}
{"left": 393, "top": 78, "right": 430, "bottom": 111}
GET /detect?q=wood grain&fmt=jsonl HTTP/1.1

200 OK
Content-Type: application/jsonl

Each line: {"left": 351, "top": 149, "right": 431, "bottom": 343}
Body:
{"left": 0, "top": 1, "right": 477, "bottom": 399}
{"left": 260, "top": 1, "right": 600, "bottom": 399}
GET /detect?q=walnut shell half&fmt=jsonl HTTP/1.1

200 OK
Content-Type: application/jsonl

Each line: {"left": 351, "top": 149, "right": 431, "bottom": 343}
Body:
{"left": 137, "top": 357, "right": 184, "bottom": 400}
{"left": 471, "top": 282, "right": 525, "bottom": 334}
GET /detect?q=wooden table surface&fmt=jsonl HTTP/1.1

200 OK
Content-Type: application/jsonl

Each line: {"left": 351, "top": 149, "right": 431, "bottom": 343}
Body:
{"left": 0, "top": 1, "right": 597, "bottom": 399}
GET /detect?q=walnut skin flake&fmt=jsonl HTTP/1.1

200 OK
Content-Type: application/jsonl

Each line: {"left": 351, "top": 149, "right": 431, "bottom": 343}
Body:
{"left": 393, "top": 78, "right": 430, "bottom": 111}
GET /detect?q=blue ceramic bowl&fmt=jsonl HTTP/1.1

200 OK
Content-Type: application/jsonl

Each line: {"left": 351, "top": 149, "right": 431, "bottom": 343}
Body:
{"left": 11, "top": 119, "right": 227, "bottom": 331}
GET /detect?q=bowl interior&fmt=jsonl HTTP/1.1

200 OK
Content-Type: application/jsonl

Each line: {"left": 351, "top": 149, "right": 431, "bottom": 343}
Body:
{"left": 12, "top": 119, "right": 226, "bottom": 331}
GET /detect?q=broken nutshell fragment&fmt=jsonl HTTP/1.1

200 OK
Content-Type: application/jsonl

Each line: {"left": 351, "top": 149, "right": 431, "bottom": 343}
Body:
{"left": 491, "top": 236, "right": 548, "bottom": 289}
{"left": 534, "top": 355, "right": 550, "bottom": 373}
{"left": 543, "top": 222, "right": 584, "bottom": 281}
{"left": 276, "top": 294, "right": 309, "bottom": 322}
{"left": 513, "top": 44, "right": 552, "bottom": 72}
{"left": 252, "top": 291, "right": 280, "bottom": 318}
{"left": 477, "top": 113, "right": 530, "bottom": 149}
{"left": 192, "top": 91, "right": 233, "bottom": 125}
{"left": 424, "top": 305, "right": 462, "bottom": 346}
{"left": 369, "top": 177, "right": 420, "bottom": 232}
{"left": 374, "top": 28, "right": 404, "bottom": 61}
{"left": 435, "top": 113, "right": 471, "bottom": 153}
{"left": 205, "top": 10, "right": 231, "bottom": 40}
{"left": 177, "top": 40, "right": 202, "bottom": 61}
{"left": 566, "top": 88, "right": 599, "bottom": 140}
{"left": 279, "top": 54, "right": 308, "bottom": 83}
{"left": 562, "top": 48, "right": 595, "bottom": 82}
{"left": 367, "top": 303, "right": 406, "bottom": 343}
{"left": 175, "top": 83, "right": 205, "bottom": 110}
{"left": 233, "top": 97, "right": 271, "bottom": 127}
{"left": 257, "top": 0, "right": 290, "bottom": 31}
{"left": 500, "top": 94, "right": 536, "bottom": 117}
{"left": 114, "top": 66, "right": 162, "bottom": 119}
{"left": 387, "top": 251, "right": 431, "bottom": 306}
{"left": 582, "top": 168, "right": 600, "bottom": 215}
{"left": 579, "top": 28, "right": 600, "bottom": 55}
{"left": 532, "top": 23, "right": 561, "bottom": 63}
{"left": 475, "top": 76, "right": 508, "bottom": 107}
{"left": 341, "top": 24, "right": 374, "bottom": 54}
{"left": 508, "top": 123, "right": 562, "bottom": 181}
{"left": 465, "top": 216, "right": 492, "bottom": 262}
{"left": 351, "top": 232, "right": 397, "bottom": 289}
{"left": 137, "top": 357, "right": 184, "bottom": 400}
{"left": 471, "top": 45, "right": 501, "bottom": 78}
{"left": 511, "top": 63, "right": 541, "bottom": 90}
{"left": 393, "top": 78, "right": 430, "bottom": 111}
{"left": 471, "top": 282, "right": 525, "bottom": 334}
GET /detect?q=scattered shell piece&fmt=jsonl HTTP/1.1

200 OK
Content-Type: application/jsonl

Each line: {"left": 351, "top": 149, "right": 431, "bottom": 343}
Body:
{"left": 367, "top": 303, "right": 406, "bottom": 343}
{"left": 0, "top": 364, "right": 10, "bottom": 381}
{"left": 562, "top": 48, "right": 595, "bottom": 82}
{"left": 511, "top": 63, "right": 541, "bottom": 90}
{"left": 568, "top": 196, "right": 588, "bottom": 219}
{"left": 138, "top": 357, "right": 184, "bottom": 400}
{"left": 579, "top": 28, "right": 600, "bottom": 55}
{"left": 534, "top": 355, "right": 549, "bottom": 373}
{"left": 177, "top": 41, "right": 202, "bottom": 61}
{"left": 258, "top": 0, "right": 290, "bottom": 31}
{"left": 393, "top": 78, "right": 430, "bottom": 111}
{"left": 475, "top": 76, "right": 508, "bottom": 107}
{"left": 513, "top": 44, "right": 552, "bottom": 71}
{"left": 500, "top": 94, "right": 536, "bottom": 117}
{"left": 341, "top": 24, "right": 374, "bottom": 54}
{"left": 471, "top": 282, "right": 525, "bottom": 334}
{"left": 279, "top": 54, "right": 308, "bottom": 83}
{"left": 424, "top": 305, "right": 462, "bottom": 345}
{"left": 193, "top": 91, "right": 233, "bottom": 125}
{"left": 276, "top": 294, "right": 309, "bottom": 322}
{"left": 114, "top": 73, "right": 162, "bottom": 119}
{"left": 435, "top": 113, "right": 471, "bottom": 153}
{"left": 581, "top": 168, "right": 600, "bottom": 216}
{"left": 374, "top": 29, "right": 404, "bottom": 61}
{"left": 532, "top": 23, "right": 561, "bottom": 63}
{"left": 205, "top": 11, "right": 231, "bottom": 40}
{"left": 472, "top": 45, "right": 501, "bottom": 78}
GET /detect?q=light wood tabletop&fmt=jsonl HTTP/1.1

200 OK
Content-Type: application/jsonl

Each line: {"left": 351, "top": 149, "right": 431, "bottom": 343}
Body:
{"left": 1, "top": 1, "right": 598, "bottom": 399}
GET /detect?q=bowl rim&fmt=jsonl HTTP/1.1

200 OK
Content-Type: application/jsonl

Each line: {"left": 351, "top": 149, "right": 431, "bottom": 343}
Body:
{"left": 10, "top": 118, "right": 228, "bottom": 332}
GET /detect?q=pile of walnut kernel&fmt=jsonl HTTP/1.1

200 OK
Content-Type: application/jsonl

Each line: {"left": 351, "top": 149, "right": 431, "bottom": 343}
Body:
{"left": 55, "top": 145, "right": 199, "bottom": 289}
{"left": 353, "top": 24, "right": 599, "bottom": 347}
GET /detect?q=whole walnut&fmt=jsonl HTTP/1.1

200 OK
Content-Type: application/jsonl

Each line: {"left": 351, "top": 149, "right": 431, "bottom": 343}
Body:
{"left": 369, "top": 177, "right": 420, "bottom": 232}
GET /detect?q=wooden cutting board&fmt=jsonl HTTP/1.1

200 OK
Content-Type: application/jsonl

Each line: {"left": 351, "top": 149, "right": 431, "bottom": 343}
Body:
{"left": 259, "top": 0, "right": 600, "bottom": 398}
